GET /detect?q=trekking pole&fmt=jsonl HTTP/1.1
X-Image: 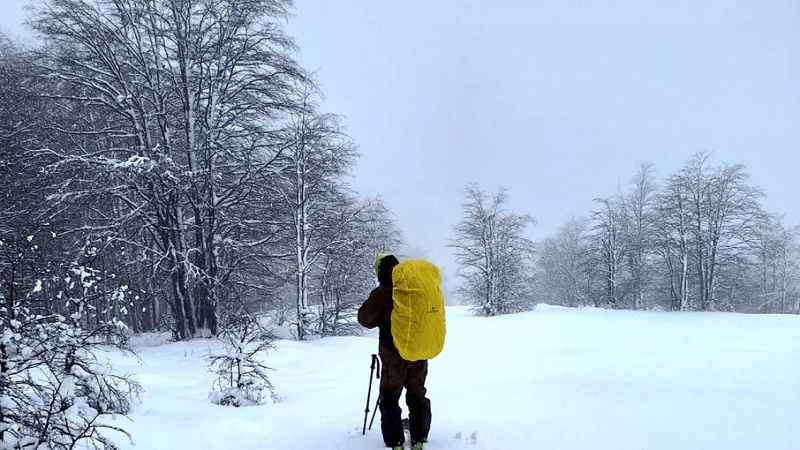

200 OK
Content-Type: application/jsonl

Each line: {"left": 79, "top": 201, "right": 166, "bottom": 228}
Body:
{"left": 362, "top": 354, "right": 381, "bottom": 435}
{"left": 368, "top": 393, "right": 381, "bottom": 431}
{"left": 368, "top": 356, "right": 382, "bottom": 430}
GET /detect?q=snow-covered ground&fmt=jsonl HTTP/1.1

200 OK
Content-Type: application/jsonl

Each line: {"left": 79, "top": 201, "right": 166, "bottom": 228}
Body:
{"left": 107, "top": 305, "right": 800, "bottom": 450}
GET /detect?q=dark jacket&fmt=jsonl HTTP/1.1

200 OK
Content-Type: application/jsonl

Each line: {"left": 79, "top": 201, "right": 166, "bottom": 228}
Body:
{"left": 358, "top": 266, "right": 396, "bottom": 350}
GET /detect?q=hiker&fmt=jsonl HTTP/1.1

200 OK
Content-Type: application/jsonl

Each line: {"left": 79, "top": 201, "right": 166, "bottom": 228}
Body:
{"left": 358, "top": 254, "right": 432, "bottom": 450}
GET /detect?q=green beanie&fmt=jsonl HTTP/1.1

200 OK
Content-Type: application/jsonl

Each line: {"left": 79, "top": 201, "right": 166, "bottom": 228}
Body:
{"left": 373, "top": 253, "right": 388, "bottom": 275}
{"left": 372, "top": 253, "right": 389, "bottom": 275}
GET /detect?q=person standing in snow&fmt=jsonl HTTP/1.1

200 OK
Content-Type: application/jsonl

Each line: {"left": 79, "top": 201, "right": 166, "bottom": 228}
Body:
{"left": 358, "top": 254, "right": 431, "bottom": 450}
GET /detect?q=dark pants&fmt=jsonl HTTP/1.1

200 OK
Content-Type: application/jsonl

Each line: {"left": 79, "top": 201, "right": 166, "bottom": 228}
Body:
{"left": 378, "top": 344, "right": 432, "bottom": 447}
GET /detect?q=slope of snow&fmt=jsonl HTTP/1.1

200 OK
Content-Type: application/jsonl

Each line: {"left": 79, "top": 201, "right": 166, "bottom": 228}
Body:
{"left": 107, "top": 305, "right": 800, "bottom": 450}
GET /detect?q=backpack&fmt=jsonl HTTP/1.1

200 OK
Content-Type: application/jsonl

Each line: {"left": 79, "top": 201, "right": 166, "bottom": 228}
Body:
{"left": 391, "top": 259, "right": 446, "bottom": 361}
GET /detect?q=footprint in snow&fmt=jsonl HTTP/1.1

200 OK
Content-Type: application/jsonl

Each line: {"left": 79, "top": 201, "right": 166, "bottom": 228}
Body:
{"left": 455, "top": 431, "right": 482, "bottom": 445}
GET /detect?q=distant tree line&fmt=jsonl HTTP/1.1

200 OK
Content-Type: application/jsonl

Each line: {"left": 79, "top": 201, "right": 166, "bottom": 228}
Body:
{"left": 452, "top": 154, "right": 799, "bottom": 315}
{"left": 0, "top": 0, "right": 400, "bottom": 343}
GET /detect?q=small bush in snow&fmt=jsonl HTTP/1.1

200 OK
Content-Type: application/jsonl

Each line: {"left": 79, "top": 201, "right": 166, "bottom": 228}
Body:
{"left": 207, "top": 311, "right": 278, "bottom": 407}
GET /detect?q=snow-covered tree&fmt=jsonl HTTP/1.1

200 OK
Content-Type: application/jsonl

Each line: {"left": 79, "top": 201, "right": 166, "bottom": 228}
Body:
{"left": 315, "top": 199, "right": 402, "bottom": 336}
{"left": 450, "top": 184, "right": 535, "bottom": 316}
{"left": 590, "top": 196, "right": 627, "bottom": 308}
{"left": 532, "top": 217, "right": 593, "bottom": 307}
{"left": 620, "top": 163, "right": 658, "bottom": 310}
{"left": 654, "top": 168, "right": 694, "bottom": 310}
{"left": 748, "top": 218, "right": 800, "bottom": 313}
{"left": 268, "top": 82, "right": 360, "bottom": 339}
{"left": 656, "top": 153, "right": 765, "bottom": 311}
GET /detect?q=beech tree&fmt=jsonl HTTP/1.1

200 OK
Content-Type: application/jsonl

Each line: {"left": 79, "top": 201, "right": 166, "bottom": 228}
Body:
{"left": 590, "top": 196, "right": 626, "bottom": 308}
{"left": 620, "top": 163, "right": 658, "bottom": 310}
{"left": 674, "top": 153, "right": 765, "bottom": 311}
{"left": 450, "top": 184, "right": 535, "bottom": 316}
{"left": 315, "top": 198, "right": 402, "bottom": 336}
{"left": 268, "top": 83, "right": 360, "bottom": 339}
{"left": 532, "top": 218, "right": 593, "bottom": 307}
{"left": 654, "top": 169, "right": 694, "bottom": 310}
{"left": 750, "top": 218, "right": 800, "bottom": 313}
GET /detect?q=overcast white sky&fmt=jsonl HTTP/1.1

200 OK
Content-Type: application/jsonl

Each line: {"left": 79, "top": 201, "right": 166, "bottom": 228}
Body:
{"left": 2, "top": 0, "right": 799, "bottom": 282}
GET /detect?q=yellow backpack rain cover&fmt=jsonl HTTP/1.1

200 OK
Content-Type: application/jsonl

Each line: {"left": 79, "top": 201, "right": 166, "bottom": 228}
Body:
{"left": 391, "top": 259, "right": 446, "bottom": 361}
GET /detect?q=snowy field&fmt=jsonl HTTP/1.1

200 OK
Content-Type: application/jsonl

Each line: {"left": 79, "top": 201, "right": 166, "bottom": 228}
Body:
{"left": 106, "top": 305, "right": 800, "bottom": 450}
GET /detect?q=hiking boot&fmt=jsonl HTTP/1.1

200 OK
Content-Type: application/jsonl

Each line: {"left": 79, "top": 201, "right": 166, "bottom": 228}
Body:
{"left": 410, "top": 442, "right": 423, "bottom": 450}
